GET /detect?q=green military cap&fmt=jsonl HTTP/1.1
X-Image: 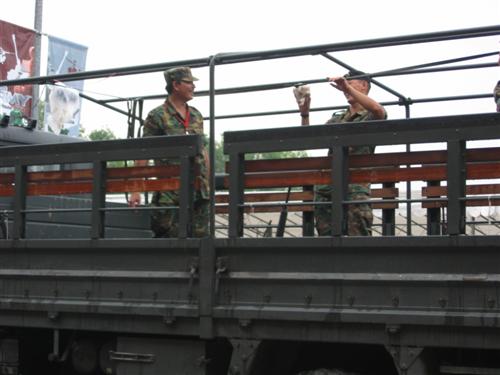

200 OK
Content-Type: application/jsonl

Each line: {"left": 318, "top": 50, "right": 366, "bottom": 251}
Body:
{"left": 164, "top": 67, "right": 199, "bottom": 85}
{"left": 344, "top": 69, "right": 370, "bottom": 82}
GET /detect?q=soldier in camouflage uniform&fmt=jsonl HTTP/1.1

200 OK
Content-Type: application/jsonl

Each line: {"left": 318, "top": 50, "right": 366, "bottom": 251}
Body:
{"left": 129, "top": 67, "right": 209, "bottom": 237}
{"left": 296, "top": 70, "right": 386, "bottom": 236}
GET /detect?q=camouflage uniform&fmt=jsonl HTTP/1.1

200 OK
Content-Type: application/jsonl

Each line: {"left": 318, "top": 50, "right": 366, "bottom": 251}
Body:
{"left": 495, "top": 80, "right": 500, "bottom": 112}
{"left": 143, "top": 96, "right": 209, "bottom": 238}
{"left": 315, "top": 108, "right": 386, "bottom": 236}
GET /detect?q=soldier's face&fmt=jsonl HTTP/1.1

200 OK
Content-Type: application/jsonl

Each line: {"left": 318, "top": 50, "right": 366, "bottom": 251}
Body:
{"left": 175, "top": 80, "right": 196, "bottom": 102}
{"left": 345, "top": 79, "right": 369, "bottom": 103}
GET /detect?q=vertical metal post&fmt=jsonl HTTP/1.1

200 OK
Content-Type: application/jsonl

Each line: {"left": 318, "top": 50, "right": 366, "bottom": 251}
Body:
{"left": 13, "top": 164, "right": 27, "bottom": 240}
{"left": 228, "top": 152, "right": 244, "bottom": 238}
{"left": 331, "top": 145, "right": 348, "bottom": 236}
{"left": 179, "top": 155, "right": 194, "bottom": 239}
{"left": 447, "top": 140, "right": 466, "bottom": 235}
{"left": 209, "top": 56, "right": 217, "bottom": 238}
{"left": 32, "top": 0, "right": 43, "bottom": 121}
{"left": 91, "top": 161, "right": 106, "bottom": 239}
{"left": 404, "top": 103, "right": 412, "bottom": 236}
{"left": 382, "top": 182, "right": 396, "bottom": 236}
{"left": 426, "top": 180, "right": 442, "bottom": 235}
{"left": 302, "top": 185, "right": 314, "bottom": 236}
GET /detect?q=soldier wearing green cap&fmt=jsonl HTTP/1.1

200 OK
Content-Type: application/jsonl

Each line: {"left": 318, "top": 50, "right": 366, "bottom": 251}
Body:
{"left": 129, "top": 67, "right": 209, "bottom": 238}
{"left": 295, "top": 70, "right": 387, "bottom": 236}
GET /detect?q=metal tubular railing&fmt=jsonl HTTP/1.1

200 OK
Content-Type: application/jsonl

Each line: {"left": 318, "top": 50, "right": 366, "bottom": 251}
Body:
{"left": 1, "top": 25, "right": 499, "bottom": 238}
{"left": 223, "top": 112, "right": 500, "bottom": 238}
{"left": 0, "top": 135, "right": 203, "bottom": 239}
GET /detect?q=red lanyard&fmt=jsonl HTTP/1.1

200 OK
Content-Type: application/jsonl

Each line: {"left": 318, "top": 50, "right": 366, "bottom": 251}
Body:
{"left": 183, "top": 108, "right": 190, "bottom": 132}
{"left": 175, "top": 107, "right": 190, "bottom": 133}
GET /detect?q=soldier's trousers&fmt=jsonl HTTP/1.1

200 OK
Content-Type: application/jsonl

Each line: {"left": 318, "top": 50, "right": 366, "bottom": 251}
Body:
{"left": 150, "top": 198, "right": 209, "bottom": 238}
{"left": 314, "top": 193, "right": 373, "bottom": 236}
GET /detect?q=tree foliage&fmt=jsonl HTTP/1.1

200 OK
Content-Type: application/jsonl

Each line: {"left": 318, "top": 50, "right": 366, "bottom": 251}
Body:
{"left": 213, "top": 140, "right": 307, "bottom": 173}
{"left": 88, "top": 128, "right": 117, "bottom": 141}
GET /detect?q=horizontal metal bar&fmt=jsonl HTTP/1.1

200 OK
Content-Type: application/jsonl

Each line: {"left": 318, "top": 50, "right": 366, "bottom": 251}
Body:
{"left": 224, "top": 112, "right": 500, "bottom": 153}
{"left": 2, "top": 25, "right": 498, "bottom": 88}
{"left": 0, "top": 269, "right": 193, "bottom": 279}
{"left": 212, "top": 305, "right": 500, "bottom": 328}
{"left": 235, "top": 197, "right": 448, "bottom": 208}
{"left": 0, "top": 298, "right": 199, "bottom": 316}
{"left": 0, "top": 58, "right": 210, "bottom": 86}
{"left": 225, "top": 271, "right": 499, "bottom": 282}
{"left": 0, "top": 135, "right": 203, "bottom": 166}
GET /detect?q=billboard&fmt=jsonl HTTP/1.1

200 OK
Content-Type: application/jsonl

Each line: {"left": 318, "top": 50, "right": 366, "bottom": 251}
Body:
{"left": 0, "top": 19, "right": 35, "bottom": 117}
{"left": 44, "top": 36, "right": 87, "bottom": 136}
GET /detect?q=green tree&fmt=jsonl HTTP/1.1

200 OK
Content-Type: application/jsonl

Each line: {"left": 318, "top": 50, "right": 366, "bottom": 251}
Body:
{"left": 36, "top": 100, "right": 45, "bottom": 131}
{"left": 214, "top": 140, "right": 227, "bottom": 173}
{"left": 213, "top": 140, "right": 308, "bottom": 172}
{"left": 88, "top": 128, "right": 117, "bottom": 141}
{"left": 86, "top": 128, "right": 124, "bottom": 168}
{"left": 245, "top": 150, "right": 308, "bottom": 160}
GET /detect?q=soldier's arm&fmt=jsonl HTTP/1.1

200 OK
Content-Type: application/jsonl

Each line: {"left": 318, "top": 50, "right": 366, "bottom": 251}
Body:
{"left": 330, "top": 77, "right": 386, "bottom": 120}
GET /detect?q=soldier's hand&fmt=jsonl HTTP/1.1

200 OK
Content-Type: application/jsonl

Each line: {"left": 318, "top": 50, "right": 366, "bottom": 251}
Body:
{"left": 299, "top": 94, "right": 311, "bottom": 115}
{"left": 328, "top": 76, "right": 349, "bottom": 92}
{"left": 293, "top": 85, "right": 311, "bottom": 114}
{"left": 128, "top": 192, "right": 142, "bottom": 207}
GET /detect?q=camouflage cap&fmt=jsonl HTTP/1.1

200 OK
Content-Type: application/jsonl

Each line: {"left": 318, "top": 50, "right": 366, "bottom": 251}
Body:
{"left": 164, "top": 67, "right": 199, "bottom": 85}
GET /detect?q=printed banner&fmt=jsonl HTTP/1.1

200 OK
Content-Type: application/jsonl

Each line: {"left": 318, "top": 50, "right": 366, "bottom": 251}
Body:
{"left": 44, "top": 35, "right": 87, "bottom": 136}
{"left": 0, "top": 19, "right": 36, "bottom": 117}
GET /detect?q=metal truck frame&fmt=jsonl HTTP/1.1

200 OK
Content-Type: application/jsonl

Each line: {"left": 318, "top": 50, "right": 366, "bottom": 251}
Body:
{"left": 0, "top": 25, "right": 499, "bottom": 375}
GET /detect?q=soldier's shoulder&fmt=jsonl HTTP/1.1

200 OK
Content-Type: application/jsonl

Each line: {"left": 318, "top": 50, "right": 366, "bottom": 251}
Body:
{"left": 326, "top": 110, "right": 347, "bottom": 124}
{"left": 148, "top": 104, "right": 167, "bottom": 118}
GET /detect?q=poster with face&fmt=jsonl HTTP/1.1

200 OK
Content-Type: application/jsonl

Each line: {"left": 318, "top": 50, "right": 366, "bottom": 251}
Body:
{"left": 0, "top": 20, "right": 35, "bottom": 117}
{"left": 44, "top": 36, "right": 87, "bottom": 136}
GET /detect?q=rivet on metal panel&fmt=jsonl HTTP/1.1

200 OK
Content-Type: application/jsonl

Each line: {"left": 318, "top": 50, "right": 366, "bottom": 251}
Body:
{"left": 392, "top": 296, "right": 399, "bottom": 307}
{"left": 487, "top": 297, "right": 496, "bottom": 308}
{"left": 164, "top": 309, "right": 176, "bottom": 325}
{"left": 163, "top": 315, "right": 176, "bottom": 326}
{"left": 386, "top": 325, "right": 400, "bottom": 335}
{"left": 48, "top": 311, "right": 59, "bottom": 321}
{"left": 195, "top": 355, "right": 211, "bottom": 367}
{"left": 239, "top": 319, "right": 252, "bottom": 329}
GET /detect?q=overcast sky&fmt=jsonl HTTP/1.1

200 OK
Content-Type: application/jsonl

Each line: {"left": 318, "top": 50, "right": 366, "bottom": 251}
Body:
{"left": 2, "top": 0, "right": 500, "bottom": 140}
